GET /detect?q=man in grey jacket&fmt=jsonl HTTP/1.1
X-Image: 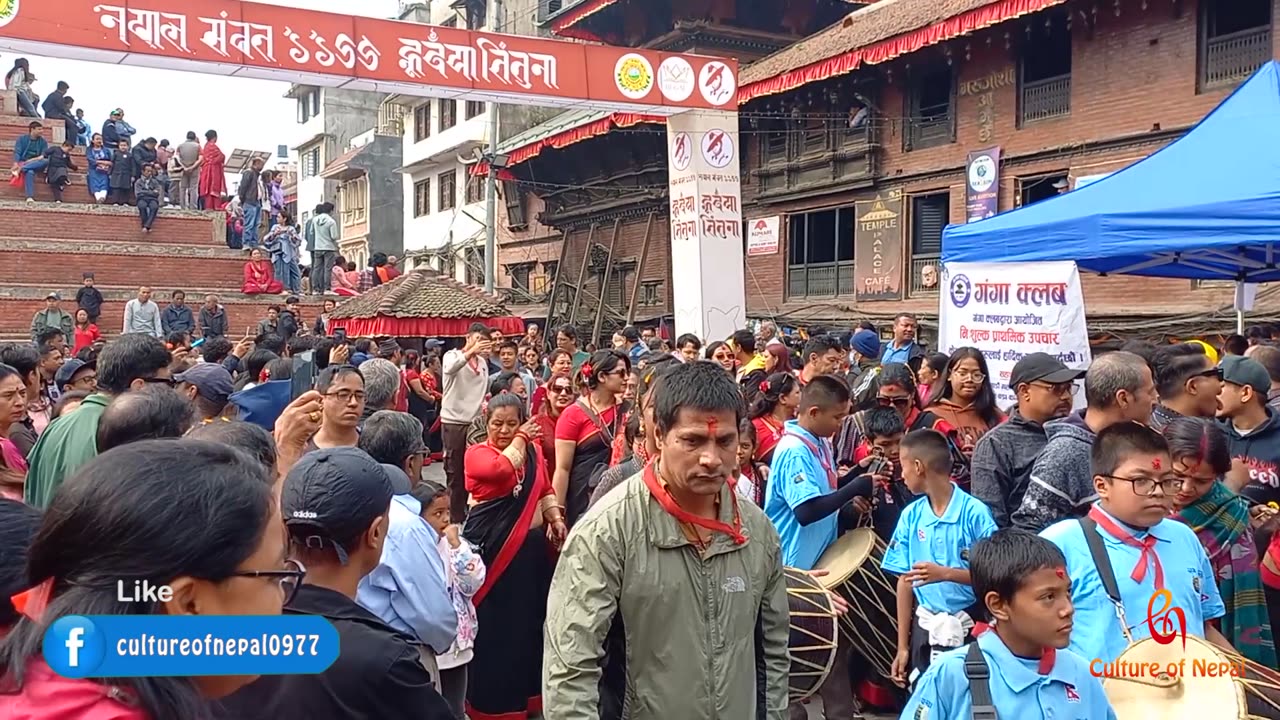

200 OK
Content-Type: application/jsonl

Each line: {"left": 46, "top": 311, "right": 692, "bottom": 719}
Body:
{"left": 308, "top": 202, "right": 339, "bottom": 295}
{"left": 1012, "top": 351, "right": 1156, "bottom": 531}
{"left": 970, "top": 353, "right": 1083, "bottom": 528}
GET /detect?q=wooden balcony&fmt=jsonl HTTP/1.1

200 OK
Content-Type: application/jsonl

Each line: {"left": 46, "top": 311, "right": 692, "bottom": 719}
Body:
{"left": 1019, "top": 74, "right": 1071, "bottom": 124}
{"left": 905, "top": 114, "right": 952, "bottom": 151}
{"left": 1202, "top": 27, "right": 1272, "bottom": 89}
{"left": 787, "top": 261, "right": 854, "bottom": 298}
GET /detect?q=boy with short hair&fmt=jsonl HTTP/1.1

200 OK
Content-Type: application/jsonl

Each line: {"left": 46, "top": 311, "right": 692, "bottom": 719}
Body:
{"left": 855, "top": 406, "right": 915, "bottom": 542}
{"left": 884, "top": 429, "right": 997, "bottom": 686}
{"left": 75, "top": 273, "right": 103, "bottom": 323}
{"left": 901, "top": 529, "right": 1117, "bottom": 720}
{"left": 1040, "top": 422, "right": 1231, "bottom": 665}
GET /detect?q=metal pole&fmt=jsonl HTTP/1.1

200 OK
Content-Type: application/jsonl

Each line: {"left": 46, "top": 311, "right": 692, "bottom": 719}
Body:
{"left": 482, "top": 0, "right": 502, "bottom": 294}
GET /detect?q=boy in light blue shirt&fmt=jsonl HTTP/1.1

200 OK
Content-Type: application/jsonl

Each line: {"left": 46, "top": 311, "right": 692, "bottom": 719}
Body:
{"left": 883, "top": 429, "right": 997, "bottom": 686}
{"left": 901, "top": 529, "right": 1117, "bottom": 720}
{"left": 1040, "top": 422, "right": 1230, "bottom": 664}
{"left": 765, "top": 375, "right": 871, "bottom": 570}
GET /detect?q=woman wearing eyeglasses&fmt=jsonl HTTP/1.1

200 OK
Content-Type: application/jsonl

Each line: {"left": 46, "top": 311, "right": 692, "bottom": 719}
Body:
{"left": 532, "top": 372, "right": 574, "bottom": 479}
{"left": 836, "top": 364, "right": 965, "bottom": 482}
{"left": 705, "top": 341, "right": 736, "bottom": 374}
{"left": 0, "top": 439, "right": 294, "bottom": 719}
{"left": 924, "top": 347, "right": 1005, "bottom": 458}
{"left": 553, "top": 350, "right": 631, "bottom": 526}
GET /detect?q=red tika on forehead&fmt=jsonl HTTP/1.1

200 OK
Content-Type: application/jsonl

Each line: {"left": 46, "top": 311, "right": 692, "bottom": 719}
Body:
{"left": 1151, "top": 457, "right": 1162, "bottom": 470}
{"left": 706, "top": 417, "right": 719, "bottom": 435}
{"left": 1055, "top": 567, "right": 1066, "bottom": 579}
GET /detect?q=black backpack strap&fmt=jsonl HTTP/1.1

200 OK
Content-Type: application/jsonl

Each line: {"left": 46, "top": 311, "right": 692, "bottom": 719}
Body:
{"left": 964, "top": 642, "right": 998, "bottom": 720}
{"left": 1078, "top": 517, "right": 1121, "bottom": 603}
{"left": 1078, "top": 517, "right": 1133, "bottom": 643}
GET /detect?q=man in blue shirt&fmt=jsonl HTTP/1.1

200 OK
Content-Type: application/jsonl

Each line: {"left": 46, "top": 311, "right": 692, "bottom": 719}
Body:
{"left": 902, "top": 529, "right": 1117, "bottom": 720}
{"left": 357, "top": 412, "right": 457, "bottom": 672}
{"left": 880, "top": 312, "right": 926, "bottom": 373}
{"left": 765, "top": 375, "right": 862, "bottom": 569}
{"left": 1040, "top": 422, "right": 1230, "bottom": 665}
{"left": 884, "top": 429, "right": 997, "bottom": 685}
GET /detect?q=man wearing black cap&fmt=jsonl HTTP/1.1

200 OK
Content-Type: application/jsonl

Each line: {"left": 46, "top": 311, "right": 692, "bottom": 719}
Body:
{"left": 1217, "top": 355, "right": 1280, "bottom": 503}
{"left": 175, "top": 363, "right": 234, "bottom": 422}
{"left": 971, "top": 353, "right": 1084, "bottom": 528}
{"left": 217, "top": 447, "right": 453, "bottom": 719}
{"left": 54, "top": 358, "right": 96, "bottom": 395}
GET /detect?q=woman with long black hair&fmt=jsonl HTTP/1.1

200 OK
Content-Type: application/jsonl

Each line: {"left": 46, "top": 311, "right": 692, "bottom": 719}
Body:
{"left": 552, "top": 349, "right": 630, "bottom": 526}
{"left": 0, "top": 439, "right": 293, "bottom": 719}
{"left": 924, "top": 346, "right": 1005, "bottom": 458}
{"left": 748, "top": 371, "right": 799, "bottom": 465}
{"left": 463, "top": 393, "right": 568, "bottom": 720}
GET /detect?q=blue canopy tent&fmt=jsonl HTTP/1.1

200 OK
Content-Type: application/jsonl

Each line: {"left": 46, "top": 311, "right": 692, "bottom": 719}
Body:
{"left": 943, "top": 61, "right": 1280, "bottom": 292}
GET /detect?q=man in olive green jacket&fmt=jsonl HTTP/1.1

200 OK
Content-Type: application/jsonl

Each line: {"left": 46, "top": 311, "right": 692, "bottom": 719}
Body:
{"left": 543, "top": 361, "right": 790, "bottom": 719}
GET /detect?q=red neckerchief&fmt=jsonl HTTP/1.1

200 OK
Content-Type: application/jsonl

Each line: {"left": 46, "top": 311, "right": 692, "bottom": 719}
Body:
{"left": 642, "top": 460, "right": 746, "bottom": 545}
{"left": 973, "top": 623, "right": 1056, "bottom": 674}
{"left": 1088, "top": 505, "right": 1165, "bottom": 589}
{"left": 785, "top": 428, "right": 837, "bottom": 489}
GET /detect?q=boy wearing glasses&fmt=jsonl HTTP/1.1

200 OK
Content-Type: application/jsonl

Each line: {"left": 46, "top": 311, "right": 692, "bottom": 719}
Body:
{"left": 1013, "top": 351, "right": 1156, "bottom": 532}
{"left": 1040, "top": 423, "right": 1231, "bottom": 665}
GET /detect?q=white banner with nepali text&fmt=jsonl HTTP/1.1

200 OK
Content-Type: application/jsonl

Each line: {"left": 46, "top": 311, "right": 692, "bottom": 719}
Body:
{"left": 939, "top": 261, "right": 1092, "bottom": 410}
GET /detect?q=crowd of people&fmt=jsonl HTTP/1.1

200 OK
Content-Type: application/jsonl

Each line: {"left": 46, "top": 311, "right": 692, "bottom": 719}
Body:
{"left": 3, "top": 302, "right": 1280, "bottom": 720}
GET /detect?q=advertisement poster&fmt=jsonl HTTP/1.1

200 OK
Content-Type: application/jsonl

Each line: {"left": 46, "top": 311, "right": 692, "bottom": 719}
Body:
{"left": 938, "top": 261, "right": 1091, "bottom": 409}
{"left": 853, "top": 193, "right": 903, "bottom": 301}
{"left": 965, "top": 147, "right": 1001, "bottom": 222}
{"left": 746, "top": 216, "right": 780, "bottom": 256}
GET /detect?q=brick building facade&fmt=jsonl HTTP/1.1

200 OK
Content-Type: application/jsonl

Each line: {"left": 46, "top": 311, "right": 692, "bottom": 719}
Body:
{"left": 739, "top": 0, "right": 1278, "bottom": 334}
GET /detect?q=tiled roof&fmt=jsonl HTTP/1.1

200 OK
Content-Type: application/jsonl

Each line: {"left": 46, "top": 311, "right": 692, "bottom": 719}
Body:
{"left": 320, "top": 145, "right": 370, "bottom": 179}
{"left": 329, "top": 268, "right": 509, "bottom": 320}
{"left": 739, "top": 0, "right": 1061, "bottom": 99}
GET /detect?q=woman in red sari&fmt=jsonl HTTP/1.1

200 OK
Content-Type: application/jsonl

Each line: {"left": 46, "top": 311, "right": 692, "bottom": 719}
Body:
{"left": 241, "top": 248, "right": 284, "bottom": 294}
{"left": 552, "top": 350, "right": 630, "bottom": 527}
{"left": 462, "top": 393, "right": 568, "bottom": 720}
{"left": 533, "top": 371, "right": 574, "bottom": 480}
{"left": 197, "top": 129, "right": 226, "bottom": 210}
{"left": 748, "top": 371, "right": 799, "bottom": 465}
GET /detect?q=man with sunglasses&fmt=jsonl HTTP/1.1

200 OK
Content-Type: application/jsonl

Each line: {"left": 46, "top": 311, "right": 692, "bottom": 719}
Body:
{"left": 218, "top": 447, "right": 453, "bottom": 719}
{"left": 1217, "top": 355, "right": 1280, "bottom": 504}
{"left": 972, "top": 353, "right": 1084, "bottom": 528}
{"left": 1013, "top": 351, "right": 1156, "bottom": 532}
{"left": 1149, "top": 342, "right": 1223, "bottom": 432}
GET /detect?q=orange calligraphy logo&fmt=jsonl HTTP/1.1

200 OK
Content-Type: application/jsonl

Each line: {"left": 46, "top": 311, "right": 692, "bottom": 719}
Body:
{"left": 1146, "top": 589, "right": 1187, "bottom": 649}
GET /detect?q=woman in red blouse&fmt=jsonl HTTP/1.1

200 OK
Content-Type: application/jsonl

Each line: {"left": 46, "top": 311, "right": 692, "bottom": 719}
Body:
{"left": 748, "top": 372, "right": 799, "bottom": 465}
{"left": 71, "top": 309, "right": 100, "bottom": 356}
{"left": 461, "top": 393, "right": 568, "bottom": 720}
{"left": 552, "top": 350, "right": 630, "bottom": 527}
{"left": 533, "top": 371, "right": 574, "bottom": 480}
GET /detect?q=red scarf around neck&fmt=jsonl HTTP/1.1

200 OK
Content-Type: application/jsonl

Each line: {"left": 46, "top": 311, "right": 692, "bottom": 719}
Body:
{"left": 642, "top": 460, "right": 746, "bottom": 545}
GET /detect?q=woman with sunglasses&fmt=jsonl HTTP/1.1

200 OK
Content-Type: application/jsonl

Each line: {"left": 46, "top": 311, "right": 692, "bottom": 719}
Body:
{"left": 553, "top": 350, "right": 631, "bottom": 526}
{"left": 924, "top": 347, "right": 1005, "bottom": 458}
{"left": 705, "top": 340, "right": 735, "bottom": 374}
{"left": 533, "top": 372, "right": 574, "bottom": 479}
{"left": 748, "top": 371, "right": 799, "bottom": 465}
{"left": 463, "top": 393, "right": 567, "bottom": 720}
{"left": 0, "top": 439, "right": 292, "bottom": 719}
{"left": 836, "top": 364, "right": 967, "bottom": 485}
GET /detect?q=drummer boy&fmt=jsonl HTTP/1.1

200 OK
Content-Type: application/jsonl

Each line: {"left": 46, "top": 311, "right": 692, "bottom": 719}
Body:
{"left": 1040, "top": 422, "right": 1232, "bottom": 664}
{"left": 883, "top": 429, "right": 997, "bottom": 687}
{"left": 900, "top": 529, "right": 1117, "bottom": 720}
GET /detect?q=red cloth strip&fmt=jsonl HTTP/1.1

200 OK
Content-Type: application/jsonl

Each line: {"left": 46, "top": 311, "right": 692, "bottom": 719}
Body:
{"left": 643, "top": 461, "right": 746, "bottom": 545}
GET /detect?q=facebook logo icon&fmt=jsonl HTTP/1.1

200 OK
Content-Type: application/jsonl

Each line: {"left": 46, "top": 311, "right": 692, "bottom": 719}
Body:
{"left": 43, "top": 615, "right": 106, "bottom": 678}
